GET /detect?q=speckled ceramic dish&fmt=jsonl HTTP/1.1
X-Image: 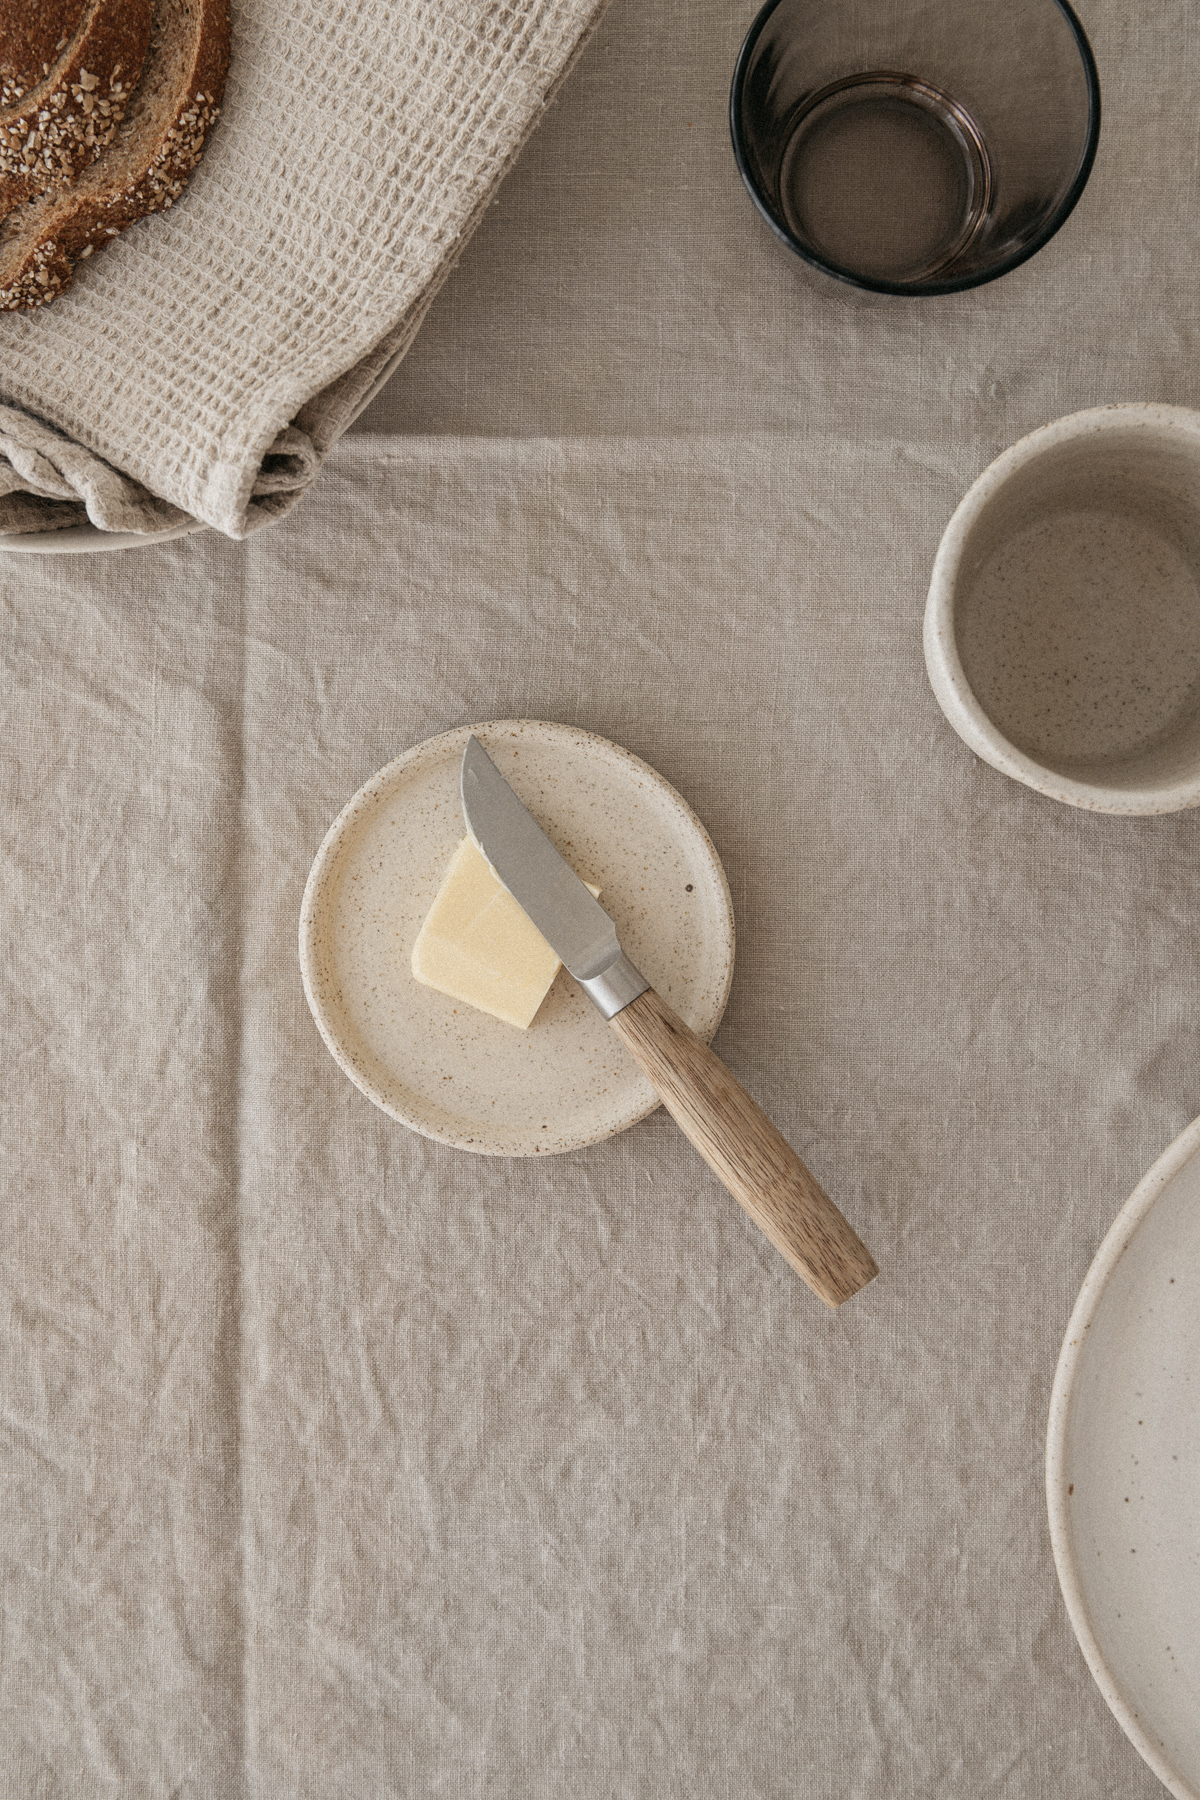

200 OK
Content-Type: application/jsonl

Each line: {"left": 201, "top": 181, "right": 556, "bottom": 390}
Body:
{"left": 1047, "top": 1115, "right": 1200, "bottom": 1798}
{"left": 299, "top": 721, "right": 736, "bottom": 1155}
{"left": 925, "top": 405, "right": 1200, "bottom": 814}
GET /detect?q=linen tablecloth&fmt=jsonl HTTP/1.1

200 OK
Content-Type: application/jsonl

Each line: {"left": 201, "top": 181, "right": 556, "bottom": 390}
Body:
{"left": 0, "top": 0, "right": 1194, "bottom": 1792}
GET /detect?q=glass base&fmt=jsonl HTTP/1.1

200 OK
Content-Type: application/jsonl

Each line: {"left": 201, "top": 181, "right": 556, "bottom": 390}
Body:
{"left": 777, "top": 72, "right": 993, "bottom": 285}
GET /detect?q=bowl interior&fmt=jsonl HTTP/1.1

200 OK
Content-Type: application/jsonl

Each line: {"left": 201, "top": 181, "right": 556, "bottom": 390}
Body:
{"left": 732, "top": 0, "right": 1098, "bottom": 294}
{"left": 952, "top": 424, "right": 1200, "bottom": 793}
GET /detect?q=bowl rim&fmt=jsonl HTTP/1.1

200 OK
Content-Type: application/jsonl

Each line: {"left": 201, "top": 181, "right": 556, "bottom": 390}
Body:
{"left": 728, "top": 0, "right": 1101, "bottom": 297}
{"left": 923, "top": 402, "right": 1200, "bottom": 815}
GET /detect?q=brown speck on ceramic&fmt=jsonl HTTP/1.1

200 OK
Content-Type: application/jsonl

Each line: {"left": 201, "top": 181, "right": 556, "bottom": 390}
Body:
{"left": 958, "top": 511, "right": 1200, "bottom": 768}
{"left": 299, "top": 721, "right": 735, "bottom": 1157}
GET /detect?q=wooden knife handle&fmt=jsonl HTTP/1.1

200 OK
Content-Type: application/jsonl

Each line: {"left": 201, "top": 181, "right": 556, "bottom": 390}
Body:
{"left": 608, "top": 988, "right": 877, "bottom": 1307}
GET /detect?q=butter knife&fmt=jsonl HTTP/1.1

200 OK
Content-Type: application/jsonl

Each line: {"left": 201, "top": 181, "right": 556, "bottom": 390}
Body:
{"left": 461, "top": 736, "right": 877, "bottom": 1307}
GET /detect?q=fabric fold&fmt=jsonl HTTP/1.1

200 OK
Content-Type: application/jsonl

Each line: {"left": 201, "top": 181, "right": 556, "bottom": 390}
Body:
{"left": 0, "top": 403, "right": 193, "bottom": 535}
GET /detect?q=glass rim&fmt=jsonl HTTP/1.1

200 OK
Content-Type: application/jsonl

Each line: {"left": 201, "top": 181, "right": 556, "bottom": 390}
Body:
{"left": 728, "top": 0, "right": 1102, "bottom": 297}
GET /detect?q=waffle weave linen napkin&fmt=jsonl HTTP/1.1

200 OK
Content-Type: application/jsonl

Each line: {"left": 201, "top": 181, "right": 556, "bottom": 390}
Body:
{"left": 0, "top": 0, "right": 605, "bottom": 539}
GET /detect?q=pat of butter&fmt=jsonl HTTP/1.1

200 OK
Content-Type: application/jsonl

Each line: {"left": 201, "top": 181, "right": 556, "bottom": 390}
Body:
{"left": 411, "top": 837, "right": 601, "bottom": 1030}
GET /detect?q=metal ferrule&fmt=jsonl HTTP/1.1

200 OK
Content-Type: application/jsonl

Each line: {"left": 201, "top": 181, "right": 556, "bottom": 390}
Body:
{"left": 577, "top": 951, "right": 650, "bottom": 1020}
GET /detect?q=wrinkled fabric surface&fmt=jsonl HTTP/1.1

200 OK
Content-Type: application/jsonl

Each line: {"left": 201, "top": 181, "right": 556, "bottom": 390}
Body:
{"left": 0, "top": 0, "right": 1195, "bottom": 1793}
{"left": 0, "top": 0, "right": 605, "bottom": 539}
{"left": 0, "top": 403, "right": 193, "bottom": 536}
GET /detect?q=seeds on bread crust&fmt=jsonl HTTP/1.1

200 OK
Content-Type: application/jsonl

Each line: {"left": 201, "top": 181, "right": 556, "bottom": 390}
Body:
{"left": 0, "top": 0, "right": 89, "bottom": 102}
{"left": 0, "top": 0, "right": 230, "bottom": 311}
{"left": 0, "top": 0, "right": 152, "bottom": 217}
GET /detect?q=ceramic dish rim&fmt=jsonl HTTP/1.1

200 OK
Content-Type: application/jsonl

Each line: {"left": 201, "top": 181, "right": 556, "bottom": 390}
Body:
{"left": 1045, "top": 1110, "right": 1200, "bottom": 1800}
{"left": 924, "top": 402, "right": 1200, "bottom": 815}
{"left": 298, "top": 718, "right": 736, "bottom": 1156}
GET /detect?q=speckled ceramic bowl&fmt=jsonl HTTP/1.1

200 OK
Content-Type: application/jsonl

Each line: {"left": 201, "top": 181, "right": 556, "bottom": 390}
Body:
{"left": 299, "top": 721, "right": 736, "bottom": 1156}
{"left": 925, "top": 405, "right": 1200, "bottom": 814}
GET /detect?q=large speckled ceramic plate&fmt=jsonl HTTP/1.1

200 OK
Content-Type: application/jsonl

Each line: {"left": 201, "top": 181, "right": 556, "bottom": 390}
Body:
{"left": 299, "top": 721, "right": 735, "bottom": 1155}
{"left": 1047, "top": 1115, "right": 1200, "bottom": 1799}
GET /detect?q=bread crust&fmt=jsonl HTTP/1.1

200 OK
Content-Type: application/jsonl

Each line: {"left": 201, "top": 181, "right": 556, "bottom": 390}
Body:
{"left": 0, "top": 0, "right": 152, "bottom": 216}
{"left": 0, "top": 0, "right": 230, "bottom": 312}
{"left": 0, "top": 0, "right": 89, "bottom": 90}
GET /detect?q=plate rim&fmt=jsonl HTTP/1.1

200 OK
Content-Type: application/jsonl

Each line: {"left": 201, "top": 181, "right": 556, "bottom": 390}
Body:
{"left": 298, "top": 718, "right": 736, "bottom": 1155}
{"left": 1046, "top": 1111, "right": 1200, "bottom": 1800}
{"left": 0, "top": 516, "right": 208, "bottom": 554}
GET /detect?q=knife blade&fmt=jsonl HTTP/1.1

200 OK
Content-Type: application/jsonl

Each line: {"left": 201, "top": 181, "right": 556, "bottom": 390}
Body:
{"left": 461, "top": 734, "right": 650, "bottom": 1019}
{"left": 461, "top": 735, "right": 877, "bottom": 1308}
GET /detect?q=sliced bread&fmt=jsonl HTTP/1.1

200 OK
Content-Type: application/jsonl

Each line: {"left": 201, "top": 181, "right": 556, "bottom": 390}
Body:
{"left": 0, "top": 0, "right": 152, "bottom": 216}
{"left": 0, "top": 0, "right": 229, "bottom": 312}
{"left": 0, "top": 1, "right": 89, "bottom": 101}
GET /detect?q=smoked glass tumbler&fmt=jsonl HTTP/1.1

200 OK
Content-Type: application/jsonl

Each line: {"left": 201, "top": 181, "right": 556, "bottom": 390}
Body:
{"left": 730, "top": 0, "right": 1100, "bottom": 295}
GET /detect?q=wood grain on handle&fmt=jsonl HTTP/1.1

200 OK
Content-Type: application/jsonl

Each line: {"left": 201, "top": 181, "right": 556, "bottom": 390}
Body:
{"left": 608, "top": 988, "right": 877, "bottom": 1307}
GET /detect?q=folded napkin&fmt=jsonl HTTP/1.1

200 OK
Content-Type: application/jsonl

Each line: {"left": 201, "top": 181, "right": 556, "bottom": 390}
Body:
{"left": 0, "top": 0, "right": 605, "bottom": 540}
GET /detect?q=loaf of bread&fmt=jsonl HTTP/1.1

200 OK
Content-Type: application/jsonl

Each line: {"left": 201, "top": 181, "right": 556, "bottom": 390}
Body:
{"left": 0, "top": 0, "right": 153, "bottom": 219}
{"left": 0, "top": 0, "right": 229, "bottom": 311}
